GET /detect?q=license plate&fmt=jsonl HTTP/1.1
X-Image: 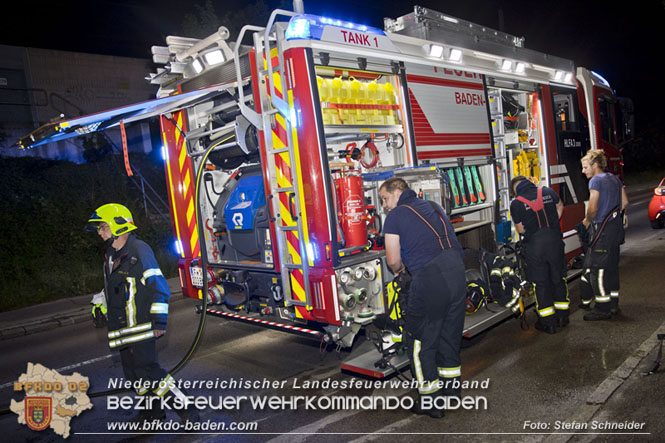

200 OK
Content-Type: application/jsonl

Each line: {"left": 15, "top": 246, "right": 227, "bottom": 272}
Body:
{"left": 190, "top": 266, "right": 203, "bottom": 288}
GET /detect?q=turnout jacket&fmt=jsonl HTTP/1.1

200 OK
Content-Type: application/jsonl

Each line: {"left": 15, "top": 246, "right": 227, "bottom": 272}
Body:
{"left": 103, "top": 233, "right": 170, "bottom": 349}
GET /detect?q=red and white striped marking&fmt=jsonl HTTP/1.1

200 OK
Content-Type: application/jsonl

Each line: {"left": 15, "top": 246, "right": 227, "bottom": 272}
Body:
{"left": 206, "top": 308, "right": 322, "bottom": 336}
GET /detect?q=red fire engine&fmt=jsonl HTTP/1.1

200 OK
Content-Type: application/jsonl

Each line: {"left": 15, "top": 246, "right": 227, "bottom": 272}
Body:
{"left": 17, "top": 4, "right": 633, "bottom": 377}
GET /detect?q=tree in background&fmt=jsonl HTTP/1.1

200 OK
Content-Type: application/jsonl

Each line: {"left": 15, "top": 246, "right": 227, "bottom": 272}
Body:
{"left": 0, "top": 152, "right": 176, "bottom": 312}
{"left": 180, "top": 0, "right": 290, "bottom": 42}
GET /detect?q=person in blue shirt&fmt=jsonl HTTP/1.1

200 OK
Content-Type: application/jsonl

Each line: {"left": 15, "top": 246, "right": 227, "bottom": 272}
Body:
{"left": 380, "top": 178, "right": 466, "bottom": 419}
{"left": 580, "top": 150, "right": 629, "bottom": 320}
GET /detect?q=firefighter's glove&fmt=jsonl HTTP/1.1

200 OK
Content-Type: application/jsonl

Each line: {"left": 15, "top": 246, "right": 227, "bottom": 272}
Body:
{"left": 92, "top": 304, "right": 108, "bottom": 328}
{"left": 575, "top": 221, "right": 590, "bottom": 250}
{"left": 393, "top": 271, "right": 412, "bottom": 294}
{"left": 90, "top": 290, "right": 107, "bottom": 328}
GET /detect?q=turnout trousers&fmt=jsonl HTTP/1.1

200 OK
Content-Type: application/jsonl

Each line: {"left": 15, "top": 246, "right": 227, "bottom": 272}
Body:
{"left": 119, "top": 340, "right": 187, "bottom": 400}
{"left": 523, "top": 228, "right": 569, "bottom": 327}
{"left": 404, "top": 248, "right": 466, "bottom": 398}
{"left": 588, "top": 213, "right": 623, "bottom": 312}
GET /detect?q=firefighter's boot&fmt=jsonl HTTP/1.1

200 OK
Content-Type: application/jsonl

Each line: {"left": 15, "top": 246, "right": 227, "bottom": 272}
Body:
{"left": 438, "top": 376, "right": 461, "bottom": 401}
{"left": 163, "top": 389, "right": 200, "bottom": 425}
{"left": 578, "top": 270, "right": 593, "bottom": 311}
{"left": 129, "top": 396, "right": 166, "bottom": 424}
{"left": 534, "top": 320, "right": 557, "bottom": 334}
{"left": 410, "top": 393, "right": 444, "bottom": 419}
{"left": 175, "top": 403, "right": 200, "bottom": 425}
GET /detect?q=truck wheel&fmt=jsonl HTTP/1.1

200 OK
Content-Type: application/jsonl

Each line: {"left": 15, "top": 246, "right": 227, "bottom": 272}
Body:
{"left": 651, "top": 219, "right": 664, "bottom": 229}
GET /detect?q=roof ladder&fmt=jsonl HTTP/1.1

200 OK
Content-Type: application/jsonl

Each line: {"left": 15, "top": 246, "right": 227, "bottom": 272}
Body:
{"left": 235, "top": 11, "right": 313, "bottom": 312}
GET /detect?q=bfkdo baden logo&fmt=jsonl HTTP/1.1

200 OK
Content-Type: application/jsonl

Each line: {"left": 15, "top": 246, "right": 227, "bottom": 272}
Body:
{"left": 10, "top": 363, "right": 92, "bottom": 439}
{"left": 25, "top": 397, "right": 52, "bottom": 431}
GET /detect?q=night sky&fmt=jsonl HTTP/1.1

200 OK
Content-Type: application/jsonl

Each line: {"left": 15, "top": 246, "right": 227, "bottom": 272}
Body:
{"left": 3, "top": 0, "right": 664, "bottom": 130}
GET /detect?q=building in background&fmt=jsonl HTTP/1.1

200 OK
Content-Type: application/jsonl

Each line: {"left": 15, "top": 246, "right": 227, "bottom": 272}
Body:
{"left": 0, "top": 44, "right": 157, "bottom": 162}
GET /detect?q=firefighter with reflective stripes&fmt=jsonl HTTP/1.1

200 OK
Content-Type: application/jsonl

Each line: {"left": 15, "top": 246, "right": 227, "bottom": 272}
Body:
{"left": 510, "top": 177, "right": 568, "bottom": 334}
{"left": 380, "top": 178, "right": 466, "bottom": 419}
{"left": 581, "top": 150, "right": 629, "bottom": 320}
{"left": 87, "top": 203, "right": 195, "bottom": 422}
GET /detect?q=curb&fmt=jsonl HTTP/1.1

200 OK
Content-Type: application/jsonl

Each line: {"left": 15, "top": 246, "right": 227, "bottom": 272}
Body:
{"left": 540, "top": 321, "right": 665, "bottom": 443}
{"left": 0, "top": 278, "right": 183, "bottom": 341}
{"left": 0, "top": 309, "right": 92, "bottom": 341}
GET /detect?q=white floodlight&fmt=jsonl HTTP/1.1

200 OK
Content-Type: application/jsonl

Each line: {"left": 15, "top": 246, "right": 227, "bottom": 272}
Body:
{"left": 192, "top": 59, "right": 204, "bottom": 74}
{"left": 448, "top": 48, "right": 463, "bottom": 62}
{"left": 515, "top": 62, "right": 526, "bottom": 74}
{"left": 501, "top": 59, "right": 513, "bottom": 71}
{"left": 427, "top": 44, "right": 444, "bottom": 58}
{"left": 203, "top": 49, "right": 225, "bottom": 65}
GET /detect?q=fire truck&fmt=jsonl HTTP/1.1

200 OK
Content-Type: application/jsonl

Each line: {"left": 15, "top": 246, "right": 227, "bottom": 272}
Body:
{"left": 18, "top": 3, "right": 633, "bottom": 377}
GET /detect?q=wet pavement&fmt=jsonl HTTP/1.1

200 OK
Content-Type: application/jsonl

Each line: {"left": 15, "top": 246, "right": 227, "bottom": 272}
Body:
{"left": 1, "top": 185, "right": 664, "bottom": 441}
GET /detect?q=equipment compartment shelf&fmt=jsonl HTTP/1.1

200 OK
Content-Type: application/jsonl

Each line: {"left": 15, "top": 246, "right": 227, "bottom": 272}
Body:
{"left": 450, "top": 202, "right": 493, "bottom": 216}
{"left": 452, "top": 219, "right": 492, "bottom": 233}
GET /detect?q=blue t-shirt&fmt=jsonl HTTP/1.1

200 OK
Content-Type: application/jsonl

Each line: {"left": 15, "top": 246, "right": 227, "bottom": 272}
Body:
{"left": 383, "top": 189, "right": 462, "bottom": 272}
{"left": 589, "top": 172, "right": 622, "bottom": 223}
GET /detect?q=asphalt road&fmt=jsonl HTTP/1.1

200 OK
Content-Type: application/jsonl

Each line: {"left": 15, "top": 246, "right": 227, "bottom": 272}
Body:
{"left": 1, "top": 184, "right": 663, "bottom": 442}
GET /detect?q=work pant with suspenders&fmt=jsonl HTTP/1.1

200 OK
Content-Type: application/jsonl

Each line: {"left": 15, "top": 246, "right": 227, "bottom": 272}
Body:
{"left": 516, "top": 188, "right": 569, "bottom": 327}
{"left": 401, "top": 203, "right": 466, "bottom": 399}
{"left": 585, "top": 207, "right": 623, "bottom": 312}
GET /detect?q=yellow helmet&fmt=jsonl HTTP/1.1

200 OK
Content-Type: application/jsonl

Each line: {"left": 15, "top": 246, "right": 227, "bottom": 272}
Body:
{"left": 87, "top": 203, "right": 137, "bottom": 236}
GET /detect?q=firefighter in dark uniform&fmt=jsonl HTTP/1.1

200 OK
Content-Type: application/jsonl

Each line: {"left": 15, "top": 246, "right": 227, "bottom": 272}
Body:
{"left": 510, "top": 177, "right": 568, "bottom": 334}
{"left": 580, "top": 150, "right": 629, "bottom": 320}
{"left": 380, "top": 178, "right": 466, "bottom": 419}
{"left": 87, "top": 203, "right": 196, "bottom": 423}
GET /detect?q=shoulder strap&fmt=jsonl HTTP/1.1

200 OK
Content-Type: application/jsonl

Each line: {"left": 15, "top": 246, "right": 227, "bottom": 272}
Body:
{"left": 515, "top": 187, "right": 549, "bottom": 228}
{"left": 515, "top": 187, "right": 544, "bottom": 211}
{"left": 401, "top": 203, "right": 452, "bottom": 250}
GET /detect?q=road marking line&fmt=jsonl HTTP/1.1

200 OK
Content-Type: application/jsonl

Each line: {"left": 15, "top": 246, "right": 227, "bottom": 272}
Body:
{"left": 348, "top": 416, "right": 418, "bottom": 443}
{"left": 266, "top": 409, "right": 359, "bottom": 443}
{"left": 0, "top": 354, "right": 113, "bottom": 389}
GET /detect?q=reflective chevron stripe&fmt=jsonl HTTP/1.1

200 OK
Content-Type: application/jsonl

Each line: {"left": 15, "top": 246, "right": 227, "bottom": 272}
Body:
{"left": 108, "top": 322, "right": 152, "bottom": 339}
{"left": 150, "top": 303, "right": 169, "bottom": 314}
{"left": 438, "top": 366, "right": 462, "bottom": 378}
{"left": 109, "top": 331, "right": 154, "bottom": 348}
{"left": 141, "top": 268, "right": 164, "bottom": 285}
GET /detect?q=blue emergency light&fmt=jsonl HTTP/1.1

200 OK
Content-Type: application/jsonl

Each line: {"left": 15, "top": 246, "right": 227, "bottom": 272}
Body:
{"left": 285, "top": 14, "right": 385, "bottom": 41}
{"left": 590, "top": 71, "right": 611, "bottom": 88}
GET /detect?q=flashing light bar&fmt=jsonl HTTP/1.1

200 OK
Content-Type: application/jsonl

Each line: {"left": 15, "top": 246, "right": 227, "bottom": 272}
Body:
{"left": 591, "top": 70, "right": 611, "bottom": 88}
{"left": 285, "top": 14, "right": 384, "bottom": 41}
{"left": 174, "top": 240, "right": 184, "bottom": 256}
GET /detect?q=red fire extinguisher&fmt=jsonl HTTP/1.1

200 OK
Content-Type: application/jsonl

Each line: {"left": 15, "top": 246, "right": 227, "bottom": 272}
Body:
{"left": 335, "top": 174, "right": 368, "bottom": 248}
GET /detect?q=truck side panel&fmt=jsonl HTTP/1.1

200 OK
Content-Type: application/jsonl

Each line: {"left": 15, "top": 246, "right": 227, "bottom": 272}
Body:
{"left": 404, "top": 66, "right": 492, "bottom": 161}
